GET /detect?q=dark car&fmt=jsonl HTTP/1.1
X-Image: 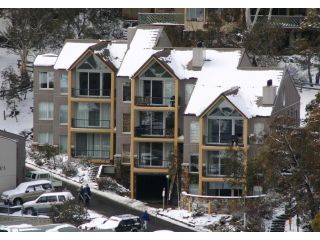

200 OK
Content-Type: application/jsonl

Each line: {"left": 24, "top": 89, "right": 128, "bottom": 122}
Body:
{"left": 96, "top": 214, "right": 144, "bottom": 232}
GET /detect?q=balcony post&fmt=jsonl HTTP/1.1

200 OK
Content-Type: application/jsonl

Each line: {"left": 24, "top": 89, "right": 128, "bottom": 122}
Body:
{"left": 67, "top": 70, "right": 72, "bottom": 160}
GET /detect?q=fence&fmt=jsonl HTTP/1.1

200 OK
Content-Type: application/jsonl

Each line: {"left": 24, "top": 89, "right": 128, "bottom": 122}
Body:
{"left": 180, "top": 191, "right": 266, "bottom": 214}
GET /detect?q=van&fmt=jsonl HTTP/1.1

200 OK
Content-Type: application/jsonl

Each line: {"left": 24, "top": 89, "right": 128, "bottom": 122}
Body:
{"left": 25, "top": 170, "right": 63, "bottom": 189}
{"left": 0, "top": 180, "right": 53, "bottom": 206}
{"left": 22, "top": 192, "right": 74, "bottom": 215}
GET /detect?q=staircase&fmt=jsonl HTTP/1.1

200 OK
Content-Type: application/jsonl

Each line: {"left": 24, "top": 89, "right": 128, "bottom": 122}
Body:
{"left": 270, "top": 206, "right": 297, "bottom": 232}
{"left": 88, "top": 165, "right": 100, "bottom": 184}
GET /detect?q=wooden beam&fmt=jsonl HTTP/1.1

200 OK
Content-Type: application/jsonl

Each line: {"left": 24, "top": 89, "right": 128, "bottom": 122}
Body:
{"left": 67, "top": 70, "right": 72, "bottom": 160}
{"left": 130, "top": 77, "right": 135, "bottom": 199}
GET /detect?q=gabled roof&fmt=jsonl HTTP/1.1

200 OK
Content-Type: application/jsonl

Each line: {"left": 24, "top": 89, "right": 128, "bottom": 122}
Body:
{"left": 117, "top": 27, "right": 163, "bottom": 77}
{"left": 54, "top": 41, "right": 98, "bottom": 70}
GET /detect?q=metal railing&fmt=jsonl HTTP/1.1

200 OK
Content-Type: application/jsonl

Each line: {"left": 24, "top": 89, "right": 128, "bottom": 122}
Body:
{"left": 253, "top": 15, "right": 305, "bottom": 28}
{"left": 72, "top": 118, "right": 110, "bottom": 129}
{"left": 135, "top": 96, "right": 176, "bottom": 107}
{"left": 72, "top": 88, "right": 111, "bottom": 98}
{"left": 73, "top": 150, "right": 110, "bottom": 159}
{"left": 135, "top": 126, "right": 174, "bottom": 138}
{"left": 203, "top": 135, "right": 244, "bottom": 146}
{"left": 134, "top": 157, "right": 171, "bottom": 168}
{"left": 138, "top": 13, "right": 184, "bottom": 25}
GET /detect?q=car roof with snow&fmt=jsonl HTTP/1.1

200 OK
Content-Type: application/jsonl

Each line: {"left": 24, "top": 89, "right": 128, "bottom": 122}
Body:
{"left": 17, "top": 179, "right": 52, "bottom": 188}
{"left": 37, "top": 191, "right": 73, "bottom": 197}
{"left": 111, "top": 214, "right": 140, "bottom": 220}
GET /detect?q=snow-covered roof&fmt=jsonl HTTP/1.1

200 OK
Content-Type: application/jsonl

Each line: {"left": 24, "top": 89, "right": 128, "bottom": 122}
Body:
{"left": 34, "top": 53, "right": 57, "bottom": 67}
{"left": 54, "top": 42, "right": 97, "bottom": 70}
{"left": 95, "top": 42, "right": 128, "bottom": 69}
{"left": 117, "top": 27, "right": 163, "bottom": 77}
{"left": 156, "top": 49, "right": 283, "bottom": 117}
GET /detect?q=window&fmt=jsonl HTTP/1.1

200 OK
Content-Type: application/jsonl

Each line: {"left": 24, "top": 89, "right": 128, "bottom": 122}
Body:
{"left": 34, "top": 185, "right": 44, "bottom": 191}
{"left": 39, "top": 174, "right": 49, "bottom": 179}
{"left": 123, "top": 82, "right": 131, "bottom": 102}
{"left": 39, "top": 102, "right": 53, "bottom": 120}
{"left": 59, "top": 105, "right": 68, "bottom": 124}
{"left": 186, "top": 8, "right": 205, "bottom": 21}
{"left": 47, "top": 196, "right": 57, "bottom": 202}
{"left": 207, "top": 182, "right": 242, "bottom": 197}
{"left": 190, "top": 154, "right": 199, "bottom": 173}
{"left": 58, "top": 195, "right": 66, "bottom": 202}
{"left": 39, "top": 72, "right": 54, "bottom": 89}
{"left": 60, "top": 73, "right": 68, "bottom": 94}
{"left": 59, "top": 135, "right": 67, "bottom": 154}
{"left": 43, "top": 184, "right": 52, "bottom": 190}
{"left": 26, "top": 186, "right": 35, "bottom": 192}
{"left": 207, "top": 151, "right": 225, "bottom": 176}
{"left": 207, "top": 100, "right": 243, "bottom": 145}
{"left": 38, "top": 132, "right": 53, "bottom": 145}
{"left": 190, "top": 121, "right": 199, "bottom": 143}
{"left": 37, "top": 197, "right": 47, "bottom": 203}
{"left": 123, "top": 113, "right": 131, "bottom": 133}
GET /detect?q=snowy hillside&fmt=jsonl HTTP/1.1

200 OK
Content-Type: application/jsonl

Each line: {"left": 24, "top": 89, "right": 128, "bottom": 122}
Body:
{"left": 0, "top": 48, "right": 33, "bottom": 135}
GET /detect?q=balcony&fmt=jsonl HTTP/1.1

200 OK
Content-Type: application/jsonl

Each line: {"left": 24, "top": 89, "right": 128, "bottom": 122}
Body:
{"left": 72, "top": 118, "right": 110, "bottom": 129}
{"left": 135, "top": 126, "right": 174, "bottom": 138}
{"left": 253, "top": 15, "right": 305, "bottom": 29}
{"left": 134, "top": 155, "right": 171, "bottom": 168}
{"left": 135, "top": 96, "right": 176, "bottom": 107}
{"left": 202, "top": 164, "right": 225, "bottom": 178}
{"left": 203, "top": 135, "right": 244, "bottom": 146}
{"left": 72, "top": 88, "right": 111, "bottom": 98}
{"left": 138, "top": 13, "right": 184, "bottom": 25}
{"left": 73, "top": 149, "right": 110, "bottom": 160}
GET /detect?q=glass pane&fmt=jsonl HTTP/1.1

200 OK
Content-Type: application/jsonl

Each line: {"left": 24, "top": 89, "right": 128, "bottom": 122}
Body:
{"left": 140, "top": 142, "right": 151, "bottom": 165}
{"left": 103, "top": 73, "right": 111, "bottom": 96}
{"left": 220, "top": 119, "right": 232, "bottom": 143}
{"left": 143, "top": 80, "right": 151, "bottom": 97}
{"left": 123, "top": 83, "right": 131, "bottom": 101}
{"left": 59, "top": 135, "right": 67, "bottom": 154}
{"left": 88, "top": 103, "right": 100, "bottom": 126}
{"left": 235, "top": 120, "right": 243, "bottom": 144}
{"left": 60, "top": 73, "right": 68, "bottom": 94}
{"left": 40, "top": 72, "right": 47, "bottom": 88}
{"left": 208, "top": 119, "right": 219, "bottom": 143}
{"left": 190, "top": 155, "right": 199, "bottom": 172}
{"left": 151, "top": 142, "right": 163, "bottom": 166}
{"left": 89, "top": 73, "right": 100, "bottom": 96}
{"left": 152, "top": 81, "right": 163, "bottom": 104}
{"left": 152, "top": 112, "right": 163, "bottom": 135}
{"left": 59, "top": 105, "right": 68, "bottom": 124}
{"left": 79, "top": 72, "right": 88, "bottom": 95}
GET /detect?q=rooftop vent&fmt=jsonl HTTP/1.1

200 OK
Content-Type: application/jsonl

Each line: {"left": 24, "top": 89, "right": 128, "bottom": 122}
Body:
{"left": 192, "top": 48, "right": 205, "bottom": 68}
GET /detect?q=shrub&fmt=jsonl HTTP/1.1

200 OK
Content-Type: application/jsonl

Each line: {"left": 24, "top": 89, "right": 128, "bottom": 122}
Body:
{"left": 48, "top": 200, "right": 88, "bottom": 226}
{"left": 96, "top": 177, "right": 130, "bottom": 196}
{"left": 62, "top": 161, "right": 78, "bottom": 177}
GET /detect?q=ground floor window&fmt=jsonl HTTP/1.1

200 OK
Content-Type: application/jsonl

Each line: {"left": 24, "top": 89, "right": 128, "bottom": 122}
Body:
{"left": 206, "top": 182, "right": 242, "bottom": 197}
{"left": 38, "top": 132, "right": 53, "bottom": 145}
{"left": 59, "top": 135, "right": 67, "bottom": 154}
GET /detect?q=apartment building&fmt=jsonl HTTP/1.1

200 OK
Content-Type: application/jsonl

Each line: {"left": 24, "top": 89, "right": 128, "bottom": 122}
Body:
{"left": 33, "top": 26, "right": 300, "bottom": 202}
{"left": 33, "top": 39, "right": 127, "bottom": 163}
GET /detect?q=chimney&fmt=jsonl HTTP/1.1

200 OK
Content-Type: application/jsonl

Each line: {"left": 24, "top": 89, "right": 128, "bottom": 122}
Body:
{"left": 127, "top": 27, "right": 137, "bottom": 46}
{"left": 262, "top": 79, "right": 277, "bottom": 105}
{"left": 192, "top": 48, "right": 205, "bottom": 68}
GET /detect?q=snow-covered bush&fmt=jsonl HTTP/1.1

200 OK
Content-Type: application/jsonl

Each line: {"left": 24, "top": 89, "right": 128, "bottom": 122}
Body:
{"left": 48, "top": 200, "right": 88, "bottom": 226}
{"left": 96, "top": 177, "right": 130, "bottom": 197}
{"left": 62, "top": 161, "right": 78, "bottom": 177}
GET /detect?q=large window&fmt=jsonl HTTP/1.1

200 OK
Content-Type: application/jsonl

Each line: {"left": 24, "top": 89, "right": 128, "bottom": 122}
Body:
{"left": 123, "top": 82, "right": 131, "bottom": 102}
{"left": 207, "top": 151, "right": 225, "bottom": 176}
{"left": 186, "top": 8, "right": 205, "bottom": 21}
{"left": 138, "top": 142, "right": 172, "bottom": 167}
{"left": 75, "top": 103, "right": 110, "bottom": 128}
{"left": 60, "top": 73, "right": 68, "bottom": 94}
{"left": 39, "top": 72, "right": 54, "bottom": 89}
{"left": 207, "top": 100, "right": 243, "bottom": 145}
{"left": 206, "top": 182, "right": 242, "bottom": 197}
{"left": 38, "top": 132, "right": 53, "bottom": 145}
{"left": 39, "top": 102, "right": 53, "bottom": 120}
{"left": 59, "top": 105, "right": 68, "bottom": 125}
{"left": 75, "top": 133, "right": 110, "bottom": 159}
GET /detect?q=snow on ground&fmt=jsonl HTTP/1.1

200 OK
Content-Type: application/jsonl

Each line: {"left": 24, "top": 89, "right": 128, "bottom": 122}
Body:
{"left": 0, "top": 48, "right": 33, "bottom": 135}
{"left": 285, "top": 215, "right": 298, "bottom": 232}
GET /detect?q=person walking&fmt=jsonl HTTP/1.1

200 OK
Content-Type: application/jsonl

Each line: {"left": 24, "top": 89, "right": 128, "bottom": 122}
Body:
{"left": 141, "top": 210, "right": 150, "bottom": 230}
{"left": 83, "top": 184, "right": 92, "bottom": 207}
{"left": 78, "top": 185, "right": 85, "bottom": 203}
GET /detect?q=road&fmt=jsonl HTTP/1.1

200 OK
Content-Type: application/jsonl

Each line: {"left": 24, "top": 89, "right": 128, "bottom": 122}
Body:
{"left": 66, "top": 183, "right": 193, "bottom": 232}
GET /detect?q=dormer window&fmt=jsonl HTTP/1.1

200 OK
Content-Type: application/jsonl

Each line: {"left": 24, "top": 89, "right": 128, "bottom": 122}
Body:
{"left": 207, "top": 99, "right": 243, "bottom": 145}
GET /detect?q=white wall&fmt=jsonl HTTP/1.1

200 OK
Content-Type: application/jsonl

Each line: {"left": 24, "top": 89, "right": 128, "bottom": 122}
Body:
{"left": 0, "top": 137, "right": 17, "bottom": 193}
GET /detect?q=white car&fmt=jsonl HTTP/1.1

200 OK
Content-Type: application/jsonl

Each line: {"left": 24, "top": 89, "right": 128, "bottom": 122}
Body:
{"left": 78, "top": 217, "right": 109, "bottom": 231}
{"left": 22, "top": 191, "right": 74, "bottom": 215}
{"left": 1, "top": 180, "right": 53, "bottom": 205}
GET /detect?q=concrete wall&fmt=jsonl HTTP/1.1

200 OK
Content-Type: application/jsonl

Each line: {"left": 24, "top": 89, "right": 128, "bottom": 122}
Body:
{"left": 0, "top": 137, "right": 17, "bottom": 193}
{"left": 115, "top": 76, "right": 131, "bottom": 155}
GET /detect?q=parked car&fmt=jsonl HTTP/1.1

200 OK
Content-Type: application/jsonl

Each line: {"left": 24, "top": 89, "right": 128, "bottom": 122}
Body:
{"left": 22, "top": 191, "right": 74, "bottom": 215}
{"left": 78, "top": 217, "right": 109, "bottom": 231}
{"left": 96, "top": 214, "right": 144, "bottom": 232}
{"left": 0, "top": 180, "right": 53, "bottom": 206}
{"left": 25, "top": 170, "right": 63, "bottom": 189}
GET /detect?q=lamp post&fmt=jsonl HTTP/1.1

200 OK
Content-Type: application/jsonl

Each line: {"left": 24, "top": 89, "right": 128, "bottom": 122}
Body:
{"left": 162, "top": 187, "right": 166, "bottom": 210}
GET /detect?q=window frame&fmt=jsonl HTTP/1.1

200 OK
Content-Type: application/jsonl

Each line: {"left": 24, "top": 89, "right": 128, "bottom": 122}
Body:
{"left": 38, "top": 132, "right": 53, "bottom": 145}
{"left": 59, "top": 105, "right": 68, "bottom": 125}
{"left": 39, "top": 102, "right": 54, "bottom": 120}
{"left": 60, "top": 73, "right": 68, "bottom": 95}
{"left": 122, "top": 113, "right": 131, "bottom": 133}
{"left": 39, "top": 72, "right": 54, "bottom": 90}
{"left": 122, "top": 82, "right": 131, "bottom": 102}
{"left": 186, "top": 8, "right": 205, "bottom": 21}
{"left": 189, "top": 154, "right": 199, "bottom": 173}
